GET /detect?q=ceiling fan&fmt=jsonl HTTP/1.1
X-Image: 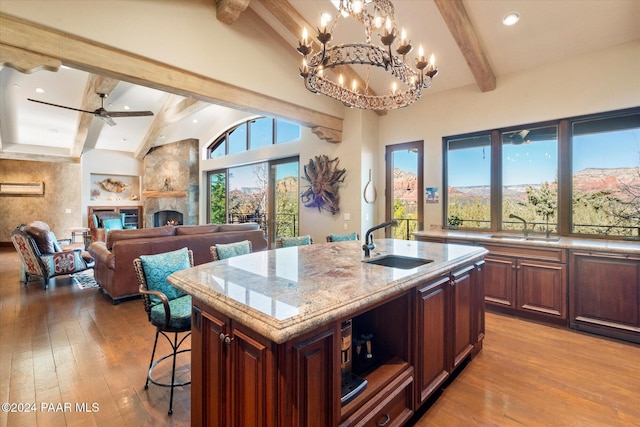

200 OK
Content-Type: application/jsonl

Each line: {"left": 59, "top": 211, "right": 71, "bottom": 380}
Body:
{"left": 27, "top": 93, "right": 154, "bottom": 126}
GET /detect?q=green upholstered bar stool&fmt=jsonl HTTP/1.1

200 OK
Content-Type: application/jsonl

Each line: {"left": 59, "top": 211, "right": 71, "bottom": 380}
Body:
{"left": 210, "top": 240, "right": 253, "bottom": 261}
{"left": 275, "top": 235, "right": 313, "bottom": 248}
{"left": 326, "top": 232, "right": 359, "bottom": 242}
{"left": 133, "top": 247, "right": 193, "bottom": 414}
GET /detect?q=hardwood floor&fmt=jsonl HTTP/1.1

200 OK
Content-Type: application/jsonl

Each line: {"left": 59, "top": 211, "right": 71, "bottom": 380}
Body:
{"left": 1, "top": 246, "right": 638, "bottom": 426}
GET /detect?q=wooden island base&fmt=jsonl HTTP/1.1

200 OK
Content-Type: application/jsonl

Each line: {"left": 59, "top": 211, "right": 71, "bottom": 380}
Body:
{"left": 173, "top": 240, "right": 486, "bottom": 427}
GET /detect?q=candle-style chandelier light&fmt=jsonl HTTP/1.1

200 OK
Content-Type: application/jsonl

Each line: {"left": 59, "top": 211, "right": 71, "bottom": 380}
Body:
{"left": 297, "top": 0, "right": 438, "bottom": 111}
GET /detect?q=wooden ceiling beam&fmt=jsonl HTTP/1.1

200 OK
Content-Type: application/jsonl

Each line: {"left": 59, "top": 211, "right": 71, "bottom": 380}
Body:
{"left": 0, "top": 150, "right": 81, "bottom": 163}
{"left": 70, "top": 74, "right": 119, "bottom": 158}
{"left": 164, "top": 97, "right": 210, "bottom": 124}
{"left": 216, "top": 0, "right": 251, "bottom": 24}
{"left": 0, "top": 43, "right": 61, "bottom": 73}
{"left": 0, "top": 14, "right": 342, "bottom": 144}
{"left": 434, "top": 0, "right": 496, "bottom": 92}
{"left": 134, "top": 94, "right": 195, "bottom": 160}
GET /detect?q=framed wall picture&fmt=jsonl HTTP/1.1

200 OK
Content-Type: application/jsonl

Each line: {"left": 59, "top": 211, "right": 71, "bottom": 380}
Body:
{"left": 425, "top": 187, "right": 439, "bottom": 204}
{"left": 0, "top": 182, "right": 44, "bottom": 196}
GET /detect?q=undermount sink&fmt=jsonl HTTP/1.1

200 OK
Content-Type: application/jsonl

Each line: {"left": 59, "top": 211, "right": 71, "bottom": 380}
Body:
{"left": 363, "top": 255, "right": 433, "bottom": 269}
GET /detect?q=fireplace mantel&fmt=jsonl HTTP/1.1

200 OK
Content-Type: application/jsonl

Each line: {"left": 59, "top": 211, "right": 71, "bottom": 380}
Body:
{"left": 142, "top": 190, "right": 187, "bottom": 198}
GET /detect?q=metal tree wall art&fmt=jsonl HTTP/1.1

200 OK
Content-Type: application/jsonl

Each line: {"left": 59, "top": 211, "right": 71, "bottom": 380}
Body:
{"left": 301, "top": 155, "right": 346, "bottom": 215}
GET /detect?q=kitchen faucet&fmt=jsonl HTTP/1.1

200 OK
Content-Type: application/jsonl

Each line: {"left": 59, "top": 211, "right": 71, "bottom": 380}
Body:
{"left": 362, "top": 220, "right": 398, "bottom": 257}
{"left": 509, "top": 214, "right": 529, "bottom": 237}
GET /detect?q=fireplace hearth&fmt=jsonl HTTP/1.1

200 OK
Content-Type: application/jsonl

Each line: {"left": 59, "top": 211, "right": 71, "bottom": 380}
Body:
{"left": 154, "top": 210, "right": 184, "bottom": 227}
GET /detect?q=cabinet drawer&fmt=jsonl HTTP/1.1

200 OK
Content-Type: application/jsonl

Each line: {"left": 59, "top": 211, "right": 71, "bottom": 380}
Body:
{"left": 341, "top": 368, "right": 413, "bottom": 427}
{"left": 481, "top": 243, "right": 566, "bottom": 263}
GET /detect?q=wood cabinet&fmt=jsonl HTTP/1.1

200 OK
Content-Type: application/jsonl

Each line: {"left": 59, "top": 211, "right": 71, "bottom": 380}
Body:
{"left": 483, "top": 243, "right": 567, "bottom": 325}
{"left": 190, "top": 261, "right": 485, "bottom": 427}
{"left": 569, "top": 250, "right": 640, "bottom": 344}
{"left": 415, "top": 262, "right": 483, "bottom": 406}
{"left": 339, "top": 293, "right": 413, "bottom": 426}
{"left": 87, "top": 205, "right": 142, "bottom": 229}
{"left": 192, "top": 305, "right": 276, "bottom": 427}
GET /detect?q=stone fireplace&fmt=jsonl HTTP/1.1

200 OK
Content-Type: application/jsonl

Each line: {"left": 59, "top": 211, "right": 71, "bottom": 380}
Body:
{"left": 142, "top": 139, "right": 199, "bottom": 227}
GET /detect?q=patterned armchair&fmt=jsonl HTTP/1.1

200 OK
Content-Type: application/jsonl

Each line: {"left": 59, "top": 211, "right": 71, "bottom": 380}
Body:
{"left": 11, "top": 222, "right": 95, "bottom": 289}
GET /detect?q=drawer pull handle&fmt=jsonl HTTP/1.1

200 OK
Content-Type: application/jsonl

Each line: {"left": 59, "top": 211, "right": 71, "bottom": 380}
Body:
{"left": 377, "top": 414, "right": 391, "bottom": 426}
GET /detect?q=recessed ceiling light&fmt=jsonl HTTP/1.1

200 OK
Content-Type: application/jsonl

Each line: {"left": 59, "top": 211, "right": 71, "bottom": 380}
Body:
{"left": 503, "top": 12, "right": 520, "bottom": 26}
{"left": 12, "top": 83, "right": 20, "bottom": 88}
{"left": 123, "top": 105, "right": 130, "bottom": 110}
{"left": 192, "top": 119, "right": 198, "bottom": 124}
{"left": 122, "top": 138, "right": 127, "bottom": 142}
{"left": 35, "top": 87, "right": 45, "bottom": 93}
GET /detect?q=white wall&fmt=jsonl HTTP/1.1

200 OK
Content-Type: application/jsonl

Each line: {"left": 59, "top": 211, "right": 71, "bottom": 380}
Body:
{"left": 379, "top": 40, "right": 640, "bottom": 229}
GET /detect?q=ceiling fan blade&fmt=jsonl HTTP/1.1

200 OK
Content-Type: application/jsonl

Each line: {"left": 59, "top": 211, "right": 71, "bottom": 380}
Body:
{"left": 27, "top": 98, "right": 94, "bottom": 114}
{"left": 97, "top": 115, "right": 117, "bottom": 126}
{"left": 105, "top": 111, "right": 154, "bottom": 118}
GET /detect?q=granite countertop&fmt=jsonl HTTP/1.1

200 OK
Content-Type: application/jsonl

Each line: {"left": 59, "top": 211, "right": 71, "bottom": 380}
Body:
{"left": 168, "top": 239, "right": 487, "bottom": 344}
{"left": 413, "top": 230, "right": 640, "bottom": 256}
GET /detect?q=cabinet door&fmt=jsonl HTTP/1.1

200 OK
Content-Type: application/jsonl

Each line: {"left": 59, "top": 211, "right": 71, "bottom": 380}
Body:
{"left": 570, "top": 251, "right": 640, "bottom": 343}
{"left": 474, "top": 260, "right": 486, "bottom": 353}
{"left": 416, "top": 276, "right": 449, "bottom": 405}
{"left": 451, "top": 265, "right": 474, "bottom": 369}
{"left": 230, "top": 324, "right": 275, "bottom": 427}
{"left": 288, "top": 328, "right": 335, "bottom": 427}
{"left": 484, "top": 255, "right": 516, "bottom": 309}
{"left": 201, "top": 310, "right": 229, "bottom": 427}
{"left": 517, "top": 259, "right": 567, "bottom": 322}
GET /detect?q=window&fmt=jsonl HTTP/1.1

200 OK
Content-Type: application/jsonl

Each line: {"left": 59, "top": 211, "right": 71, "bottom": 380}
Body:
{"left": 249, "top": 118, "right": 273, "bottom": 150}
{"left": 208, "top": 117, "right": 301, "bottom": 158}
{"left": 207, "top": 157, "right": 300, "bottom": 245}
{"left": 276, "top": 120, "right": 301, "bottom": 144}
{"left": 571, "top": 111, "right": 640, "bottom": 237}
{"left": 385, "top": 141, "right": 423, "bottom": 239}
{"left": 443, "top": 107, "right": 639, "bottom": 240}
{"left": 228, "top": 124, "right": 247, "bottom": 155}
{"left": 209, "top": 172, "right": 227, "bottom": 224}
{"left": 445, "top": 134, "right": 491, "bottom": 229}
{"left": 502, "top": 125, "right": 558, "bottom": 234}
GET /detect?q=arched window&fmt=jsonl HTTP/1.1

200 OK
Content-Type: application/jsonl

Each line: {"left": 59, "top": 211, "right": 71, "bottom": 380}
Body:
{"left": 207, "top": 117, "right": 301, "bottom": 159}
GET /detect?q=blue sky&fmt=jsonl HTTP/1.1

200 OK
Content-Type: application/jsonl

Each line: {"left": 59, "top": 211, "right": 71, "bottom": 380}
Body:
{"left": 448, "top": 129, "right": 639, "bottom": 188}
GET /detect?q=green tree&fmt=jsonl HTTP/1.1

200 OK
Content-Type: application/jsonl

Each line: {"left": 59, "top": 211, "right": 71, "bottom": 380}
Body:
{"left": 210, "top": 173, "right": 226, "bottom": 224}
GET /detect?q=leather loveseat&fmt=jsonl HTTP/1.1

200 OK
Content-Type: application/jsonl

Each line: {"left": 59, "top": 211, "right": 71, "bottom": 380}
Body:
{"left": 87, "top": 223, "right": 267, "bottom": 303}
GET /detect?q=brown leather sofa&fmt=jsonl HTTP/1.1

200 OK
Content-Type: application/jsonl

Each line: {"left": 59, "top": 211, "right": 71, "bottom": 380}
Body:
{"left": 88, "top": 223, "right": 267, "bottom": 303}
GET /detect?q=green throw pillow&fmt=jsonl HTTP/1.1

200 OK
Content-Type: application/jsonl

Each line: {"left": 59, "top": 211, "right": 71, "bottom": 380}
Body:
{"left": 329, "top": 232, "right": 358, "bottom": 242}
{"left": 216, "top": 240, "right": 251, "bottom": 259}
{"left": 139, "top": 247, "right": 190, "bottom": 306}
{"left": 102, "top": 218, "right": 123, "bottom": 231}
{"left": 280, "top": 235, "right": 311, "bottom": 247}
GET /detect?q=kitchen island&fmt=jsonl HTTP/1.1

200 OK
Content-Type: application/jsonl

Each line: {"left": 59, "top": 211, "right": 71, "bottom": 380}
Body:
{"left": 168, "top": 239, "right": 487, "bottom": 427}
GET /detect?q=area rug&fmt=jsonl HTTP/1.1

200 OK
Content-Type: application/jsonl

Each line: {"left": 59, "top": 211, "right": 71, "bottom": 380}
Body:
{"left": 72, "top": 270, "right": 99, "bottom": 289}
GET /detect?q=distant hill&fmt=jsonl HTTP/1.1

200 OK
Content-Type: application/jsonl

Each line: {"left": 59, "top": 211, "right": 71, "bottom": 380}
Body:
{"left": 449, "top": 167, "right": 639, "bottom": 202}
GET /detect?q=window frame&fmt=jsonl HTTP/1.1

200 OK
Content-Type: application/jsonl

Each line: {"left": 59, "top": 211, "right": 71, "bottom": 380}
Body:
{"left": 443, "top": 107, "right": 639, "bottom": 240}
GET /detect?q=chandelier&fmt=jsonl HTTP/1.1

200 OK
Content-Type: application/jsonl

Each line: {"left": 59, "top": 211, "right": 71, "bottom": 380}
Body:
{"left": 297, "top": 0, "right": 438, "bottom": 111}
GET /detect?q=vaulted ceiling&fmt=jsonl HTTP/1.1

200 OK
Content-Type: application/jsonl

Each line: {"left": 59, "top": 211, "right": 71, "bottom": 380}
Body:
{"left": 1, "top": 0, "right": 638, "bottom": 163}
